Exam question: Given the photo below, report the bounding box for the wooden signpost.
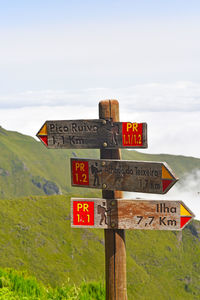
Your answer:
[99,100,126,300]
[71,158,178,194]
[36,119,147,149]
[71,198,195,231]
[37,99,195,300]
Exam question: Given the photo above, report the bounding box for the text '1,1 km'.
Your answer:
[36,120,147,149]
[36,100,197,300]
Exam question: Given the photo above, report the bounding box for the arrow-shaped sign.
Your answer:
[36,120,147,149]
[71,198,195,231]
[180,203,194,228]
[71,158,178,194]
[37,122,48,146]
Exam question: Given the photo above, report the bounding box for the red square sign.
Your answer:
[122,122,143,146]
[73,201,94,226]
[72,160,89,186]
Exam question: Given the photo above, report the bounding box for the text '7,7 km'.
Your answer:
[71,198,195,231]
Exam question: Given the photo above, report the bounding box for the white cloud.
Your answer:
[0,17,200,93]
[0,81,200,111]
[0,106,199,159]
[122,110,200,157]
[0,105,99,138]
[125,169,200,220]
[0,81,199,159]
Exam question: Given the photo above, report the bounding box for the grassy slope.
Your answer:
[122,149,200,178]
[0,194,199,299]
[0,126,99,198]
[0,127,200,199]
[0,268,105,299]
[0,127,200,298]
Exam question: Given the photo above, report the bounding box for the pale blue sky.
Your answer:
[0,1,200,217]
[0,0,200,158]
[0,0,200,92]
[1,0,200,25]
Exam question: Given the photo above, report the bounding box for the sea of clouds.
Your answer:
[125,169,200,220]
[0,81,199,158]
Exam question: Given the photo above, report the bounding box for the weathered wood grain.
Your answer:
[37,119,147,149]
[71,158,178,194]
[99,100,127,300]
[71,198,195,231]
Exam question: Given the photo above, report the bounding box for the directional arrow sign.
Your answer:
[71,158,178,194]
[36,120,147,149]
[71,198,195,231]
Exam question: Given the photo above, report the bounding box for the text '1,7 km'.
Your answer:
[71,158,178,194]
[71,198,195,231]
[36,120,147,149]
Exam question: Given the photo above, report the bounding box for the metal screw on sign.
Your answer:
[71,198,194,230]
[36,116,148,149]
[71,158,178,194]
[37,99,192,300]
[99,100,127,300]
[111,222,116,228]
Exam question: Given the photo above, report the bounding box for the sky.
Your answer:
[0,1,200,217]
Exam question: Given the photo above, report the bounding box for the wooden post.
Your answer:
[99,100,127,300]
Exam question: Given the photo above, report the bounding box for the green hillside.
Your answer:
[122,149,200,178]
[0,267,105,299]
[0,126,200,298]
[0,126,99,198]
[0,194,199,299]
[0,126,200,199]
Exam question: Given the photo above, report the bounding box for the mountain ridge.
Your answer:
[0,126,200,199]
[0,126,200,298]
[0,194,199,299]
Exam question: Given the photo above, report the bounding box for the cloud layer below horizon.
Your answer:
[0,81,200,111]
[0,81,199,159]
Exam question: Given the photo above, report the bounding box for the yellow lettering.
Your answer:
[132,123,138,132]
[126,122,132,132]
[83,204,89,211]
[77,203,83,211]
[75,162,85,172]
[82,174,87,183]
[75,162,80,171]
[80,163,85,172]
